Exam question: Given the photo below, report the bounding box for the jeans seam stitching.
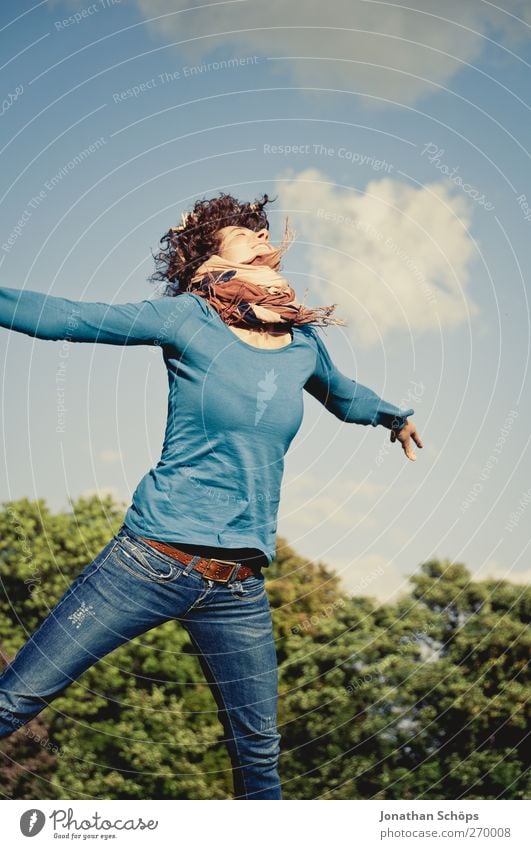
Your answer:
[183,579,213,612]
[120,529,186,571]
[113,550,179,585]
[0,539,122,697]
[229,586,266,603]
[47,540,121,615]
[184,630,248,799]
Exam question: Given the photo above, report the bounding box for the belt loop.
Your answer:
[182,554,201,576]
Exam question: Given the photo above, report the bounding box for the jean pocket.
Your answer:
[228,571,266,603]
[112,536,182,584]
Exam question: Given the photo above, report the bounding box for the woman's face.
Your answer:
[215,225,274,265]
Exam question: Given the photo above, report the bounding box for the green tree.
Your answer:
[276,557,529,799]
[1,497,528,800]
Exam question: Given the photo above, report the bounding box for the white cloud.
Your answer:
[131,0,531,107]
[276,168,479,345]
[331,551,410,602]
[78,485,127,504]
[333,554,531,603]
[278,486,411,603]
[473,558,531,586]
[98,449,121,464]
[279,471,385,532]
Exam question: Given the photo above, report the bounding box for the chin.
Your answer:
[246,254,269,266]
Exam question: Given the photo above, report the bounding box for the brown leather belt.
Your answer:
[139,537,258,583]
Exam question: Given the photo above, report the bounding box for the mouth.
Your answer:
[245,244,274,264]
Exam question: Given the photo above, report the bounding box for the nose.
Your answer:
[256,228,269,242]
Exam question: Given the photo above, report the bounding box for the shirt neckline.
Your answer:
[206,298,296,353]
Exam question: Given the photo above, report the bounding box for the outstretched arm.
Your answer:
[303,326,417,436]
[0,287,192,346]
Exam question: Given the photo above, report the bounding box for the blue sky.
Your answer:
[1,0,530,600]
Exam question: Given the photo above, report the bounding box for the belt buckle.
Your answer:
[203,558,240,583]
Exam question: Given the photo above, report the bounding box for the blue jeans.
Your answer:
[0,523,282,800]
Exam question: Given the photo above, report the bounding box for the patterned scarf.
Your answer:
[188,238,346,329]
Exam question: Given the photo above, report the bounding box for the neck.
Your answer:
[228,323,293,349]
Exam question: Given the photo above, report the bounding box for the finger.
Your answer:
[402,437,417,461]
[412,430,424,448]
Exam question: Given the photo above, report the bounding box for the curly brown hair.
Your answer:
[148,191,279,294]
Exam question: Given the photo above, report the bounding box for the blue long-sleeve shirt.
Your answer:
[0,287,414,565]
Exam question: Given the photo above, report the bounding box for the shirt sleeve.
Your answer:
[0,287,193,346]
[303,327,415,431]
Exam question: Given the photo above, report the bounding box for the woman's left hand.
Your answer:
[390,420,423,461]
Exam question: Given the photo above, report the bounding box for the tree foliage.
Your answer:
[0,496,528,799]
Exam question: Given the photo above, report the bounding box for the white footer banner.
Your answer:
[1,799,528,848]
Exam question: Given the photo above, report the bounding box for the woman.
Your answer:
[0,192,423,799]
